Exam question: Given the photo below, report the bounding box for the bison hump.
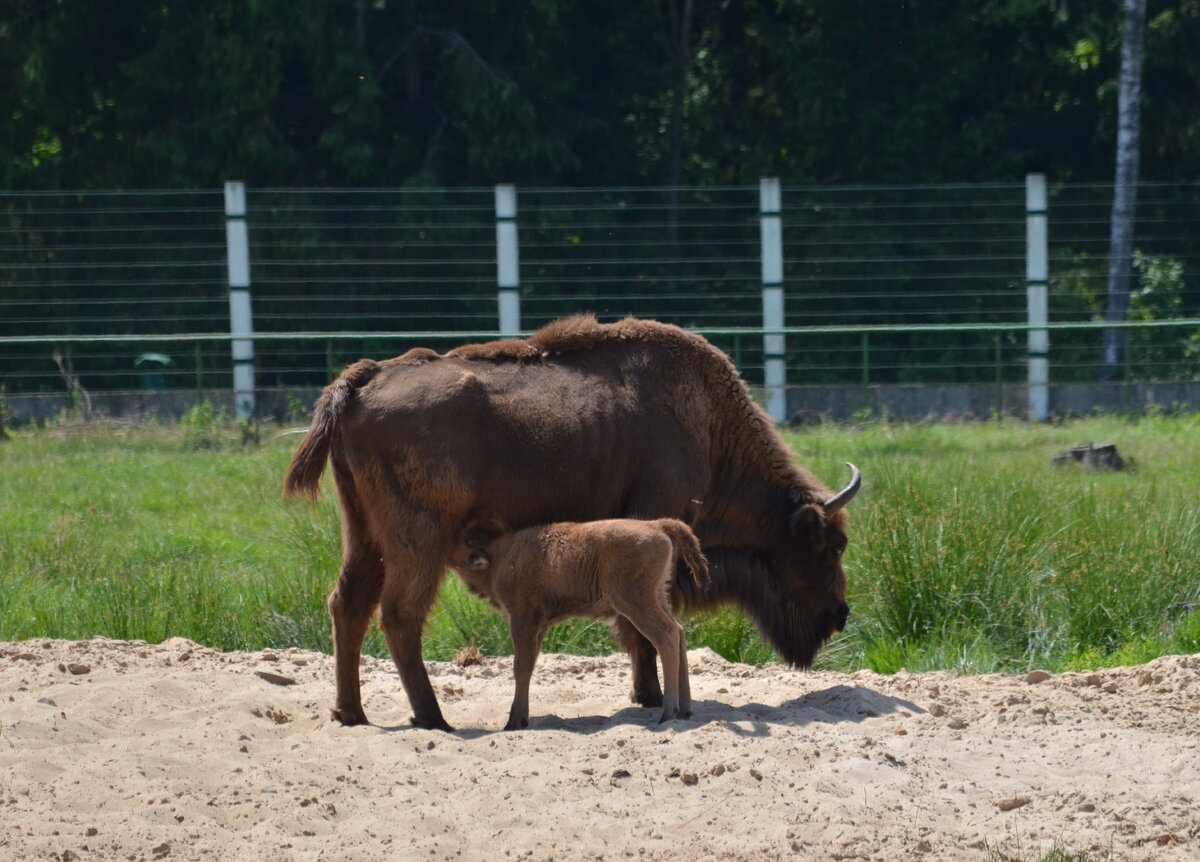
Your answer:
[446,339,542,362]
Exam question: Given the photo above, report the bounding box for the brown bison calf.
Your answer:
[449,518,709,729]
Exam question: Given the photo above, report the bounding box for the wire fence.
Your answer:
[1,181,1198,402]
[1049,182,1200,382]
[780,183,1027,386]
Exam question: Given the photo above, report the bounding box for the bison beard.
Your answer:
[284,315,860,730]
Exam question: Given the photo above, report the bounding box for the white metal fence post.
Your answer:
[759,177,786,423]
[495,184,520,336]
[1025,173,1049,422]
[224,181,255,419]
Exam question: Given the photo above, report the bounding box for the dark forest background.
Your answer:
[2,1,1199,400]
[3,0,1199,190]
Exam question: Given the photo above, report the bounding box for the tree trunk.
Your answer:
[1100,0,1147,383]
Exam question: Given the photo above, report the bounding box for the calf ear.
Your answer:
[472,517,506,538]
[463,517,505,545]
[791,504,828,549]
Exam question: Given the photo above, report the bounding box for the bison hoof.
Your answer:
[503,717,529,731]
[410,714,455,733]
[632,690,664,709]
[330,707,369,726]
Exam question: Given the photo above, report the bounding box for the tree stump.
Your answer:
[1051,442,1131,472]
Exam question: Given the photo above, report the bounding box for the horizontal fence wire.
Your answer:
[781,183,1028,386]
[0,190,227,394]
[1,182,1199,399]
[517,186,761,331]
[245,187,496,389]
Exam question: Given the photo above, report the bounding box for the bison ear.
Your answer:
[478,517,506,536]
[791,504,827,548]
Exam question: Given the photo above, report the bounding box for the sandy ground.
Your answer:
[2,638,1198,862]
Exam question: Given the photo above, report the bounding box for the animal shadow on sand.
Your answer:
[374,684,925,739]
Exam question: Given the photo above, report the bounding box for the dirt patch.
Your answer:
[3,638,1198,861]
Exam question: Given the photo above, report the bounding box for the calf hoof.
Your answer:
[503,716,530,731]
[410,714,455,733]
[330,706,369,726]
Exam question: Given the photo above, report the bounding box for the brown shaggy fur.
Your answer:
[284,315,860,731]
[449,518,709,729]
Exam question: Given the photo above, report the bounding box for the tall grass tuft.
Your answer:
[795,413,1200,672]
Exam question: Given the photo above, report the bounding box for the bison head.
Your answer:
[760,463,860,669]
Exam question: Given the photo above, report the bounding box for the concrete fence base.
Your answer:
[6,381,1200,429]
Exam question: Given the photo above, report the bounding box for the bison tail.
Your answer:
[282,359,381,500]
[659,519,710,590]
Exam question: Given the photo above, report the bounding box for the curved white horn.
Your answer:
[823,463,861,514]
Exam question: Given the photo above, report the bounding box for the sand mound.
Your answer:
[3,638,1198,861]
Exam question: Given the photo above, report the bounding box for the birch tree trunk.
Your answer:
[1100,0,1148,383]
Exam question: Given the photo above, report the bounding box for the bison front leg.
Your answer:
[377,556,454,732]
[614,615,663,708]
[327,544,385,726]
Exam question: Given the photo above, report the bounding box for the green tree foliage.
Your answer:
[2,2,1198,396]
[3,0,1198,190]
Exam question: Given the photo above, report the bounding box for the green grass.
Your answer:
[796,413,1200,673]
[2,412,1199,675]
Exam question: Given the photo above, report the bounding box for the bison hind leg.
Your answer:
[327,542,385,728]
[376,545,457,733]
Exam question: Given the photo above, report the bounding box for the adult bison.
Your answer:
[284,315,860,731]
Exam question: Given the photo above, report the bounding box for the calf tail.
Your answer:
[658,519,710,590]
[282,359,381,500]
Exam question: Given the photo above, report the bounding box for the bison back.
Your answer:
[331,347,713,533]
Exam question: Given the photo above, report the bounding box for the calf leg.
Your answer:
[616,474,706,707]
[613,615,663,708]
[654,623,683,724]
[675,624,692,719]
[505,614,546,731]
[377,552,453,732]
[613,598,686,724]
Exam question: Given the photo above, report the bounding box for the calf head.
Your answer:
[452,518,506,573]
